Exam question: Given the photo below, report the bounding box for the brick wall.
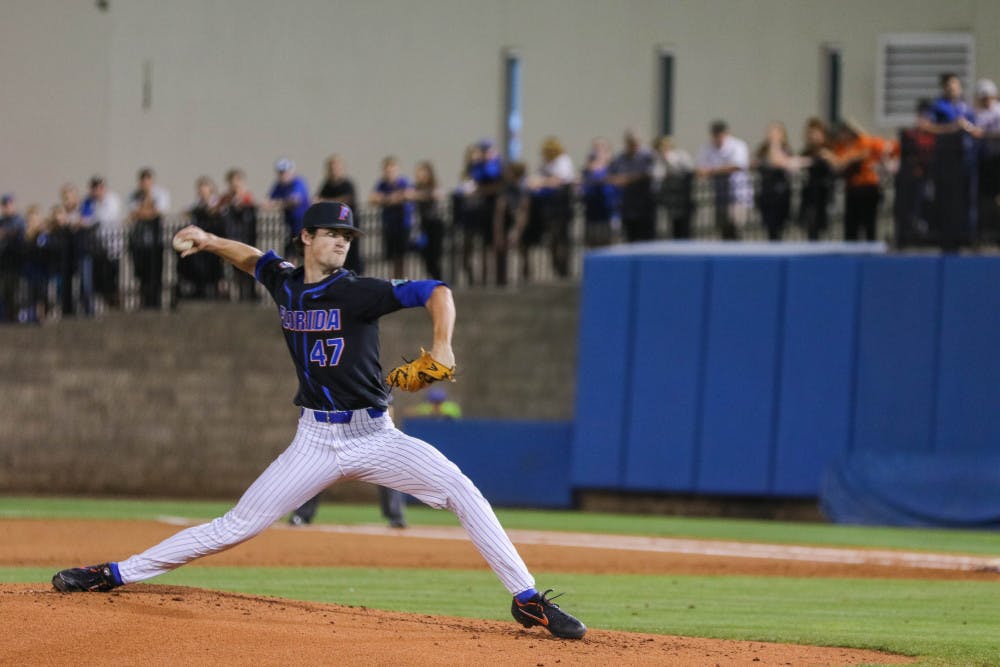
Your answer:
[0,284,578,498]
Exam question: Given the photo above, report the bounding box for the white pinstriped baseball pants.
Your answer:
[117,409,535,595]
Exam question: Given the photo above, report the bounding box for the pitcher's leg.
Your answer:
[118,423,343,583]
[352,427,534,595]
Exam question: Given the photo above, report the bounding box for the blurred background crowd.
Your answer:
[1,71,998,325]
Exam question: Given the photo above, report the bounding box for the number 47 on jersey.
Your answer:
[310,338,344,367]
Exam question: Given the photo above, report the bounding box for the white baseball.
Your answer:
[172,236,194,252]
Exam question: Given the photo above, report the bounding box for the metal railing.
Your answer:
[3,175,903,321]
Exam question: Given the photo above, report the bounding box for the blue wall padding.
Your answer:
[623,258,708,491]
[568,247,1000,516]
[570,255,635,487]
[822,451,1000,528]
[852,257,941,454]
[403,419,573,508]
[696,258,784,494]
[933,257,1000,453]
[771,257,859,495]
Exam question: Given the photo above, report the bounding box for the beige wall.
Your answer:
[1,0,997,214]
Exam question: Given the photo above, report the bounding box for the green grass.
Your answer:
[6,566,999,666]
[6,495,1000,665]
[3,495,1000,556]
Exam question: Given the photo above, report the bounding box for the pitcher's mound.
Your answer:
[1,583,911,666]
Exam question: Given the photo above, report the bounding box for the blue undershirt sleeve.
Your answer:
[392,280,446,308]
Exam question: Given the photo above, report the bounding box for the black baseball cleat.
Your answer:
[51,563,121,593]
[511,589,587,639]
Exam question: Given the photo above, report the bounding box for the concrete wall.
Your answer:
[2,1,999,210]
[0,284,578,497]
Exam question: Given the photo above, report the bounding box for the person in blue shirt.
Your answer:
[368,156,413,279]
[268,158,311,261]
[921,73,978,133]
[467,140,503,285]
[580,138,619,247]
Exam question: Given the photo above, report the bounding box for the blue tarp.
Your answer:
[821,451,1000,528]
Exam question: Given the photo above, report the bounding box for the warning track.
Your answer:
[267,521,1000,573]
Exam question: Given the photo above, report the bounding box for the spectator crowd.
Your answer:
[2,71,999,325]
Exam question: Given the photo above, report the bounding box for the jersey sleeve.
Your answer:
[254,250,296,297]
[392,279,445,307]
[356,278,445,321]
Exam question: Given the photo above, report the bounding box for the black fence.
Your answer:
[120,184,903,313]
[894,130,1000,250]
[2,175,906,322]
[20,138,1000,322]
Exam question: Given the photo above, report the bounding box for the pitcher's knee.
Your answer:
[442,476,491,513]
[210,510,271,545]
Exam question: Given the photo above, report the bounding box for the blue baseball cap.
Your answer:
[275,158,295,173]
[427,387,447,403]
[0,194,13,205]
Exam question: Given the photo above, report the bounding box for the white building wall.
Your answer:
[0,0,996,213]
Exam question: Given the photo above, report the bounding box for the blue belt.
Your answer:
[302,407,385,423]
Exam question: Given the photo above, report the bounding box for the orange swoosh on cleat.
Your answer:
[518,603,549,626]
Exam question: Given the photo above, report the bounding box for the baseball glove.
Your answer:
[386,348,456,392]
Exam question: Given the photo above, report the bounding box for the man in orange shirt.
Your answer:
[830,120,898,241]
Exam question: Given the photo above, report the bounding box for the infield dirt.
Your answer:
[0,518,955,665]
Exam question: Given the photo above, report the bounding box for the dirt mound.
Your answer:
[0,584,912,666]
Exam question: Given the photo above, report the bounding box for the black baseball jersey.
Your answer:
[255,250,443,411]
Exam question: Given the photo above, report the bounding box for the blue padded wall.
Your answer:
[404,419,573,508]
[772,257,859,495]
[933,257,1000,453]
[570,246,1000,503]
[852,257,941,454]
[696,258,783,494]
[623,258,708,491]
[570,255,634,487]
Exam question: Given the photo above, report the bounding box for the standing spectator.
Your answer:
[128,196,163,309]
[829,120,896,242]
[268,158,310,262]
[469,139,503,285]
[177,176,225,301]
[52,184,84,317]
[894,100,940,246]
[753,122,794,241]
[20,205,52,324]
[530,137,575,278]
[128,167,171,213]
[920,72,977,134]
[80,176,123,309]
[127,168,169,309]
[652,136,695,239]
[45,204,73,317]
[696,120,752,240]
[368,156,414,279]
[452,145,479,285]
[218,168,258,301]
[974,80,1000,241]
[411,161,445,281]
[494,161,530,287]
[580,138,618,247]
[797,118,836,241]
[0,195,26,322]
[608,130,656,242]
[316,155,363,274]
[974,78,1000,134]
